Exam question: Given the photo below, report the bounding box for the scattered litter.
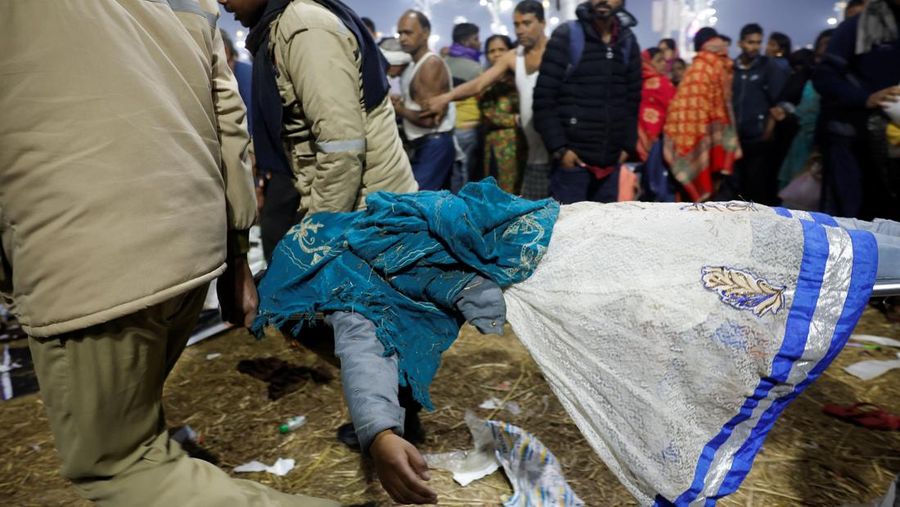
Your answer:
[425,412,500,487]
[850,334,900,349]
[491,419,584,506]
[479,397,522,416]
[233,457,295,476]
[427,412,583,505]
[844,353,900,381]
[479,398,502,410]
[29,443,40,453]
[206,353,222,360]
[847,343,882,351]
[278,416,307,434]
[427,449,499,487]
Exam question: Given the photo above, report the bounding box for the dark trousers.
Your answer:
[865,114,900,221]
[822,133,864,219]
[410,132,455,191]
[550,165,620,204]
[728,139,779,205]
[260,172,301,263]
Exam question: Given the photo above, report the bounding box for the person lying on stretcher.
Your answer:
[255,180,900,506]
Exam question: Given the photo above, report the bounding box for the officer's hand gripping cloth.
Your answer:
[252,179,559,410]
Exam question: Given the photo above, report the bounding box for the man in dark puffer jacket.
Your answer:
[533,0,641,204]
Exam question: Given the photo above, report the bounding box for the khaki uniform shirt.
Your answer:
[0,0,256,337]
[270,0,418,216]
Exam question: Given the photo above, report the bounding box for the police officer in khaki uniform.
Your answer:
[222,0,417,230]
[0,1,338,505]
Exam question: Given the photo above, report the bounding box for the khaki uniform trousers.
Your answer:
[28,285,340,507]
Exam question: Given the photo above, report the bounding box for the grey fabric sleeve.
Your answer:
[326,311,404,453]
[454,276,507,335]
[835,218,900,281]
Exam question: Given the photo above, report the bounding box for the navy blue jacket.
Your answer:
[533,3,642,167]
[732,55,789,142]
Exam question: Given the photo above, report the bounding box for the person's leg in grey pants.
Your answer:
[835,218,900,282]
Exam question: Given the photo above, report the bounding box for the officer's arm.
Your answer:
[211,20,256,253]
[281,27,366,213]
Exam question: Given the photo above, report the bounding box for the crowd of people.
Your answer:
[218,0,899,259]
[1,0,898,506]
[346,0,899,220]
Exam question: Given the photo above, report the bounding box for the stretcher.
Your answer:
[873,281,900,297]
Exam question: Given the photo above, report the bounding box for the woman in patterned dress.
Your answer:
[637,48,677,162]
[478,35,525,194]
[663,29,742,202]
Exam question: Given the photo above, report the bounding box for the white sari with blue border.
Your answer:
[504,201,878,506]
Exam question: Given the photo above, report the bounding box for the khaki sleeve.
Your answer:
[211,25,257,231]
[281,27,366,214]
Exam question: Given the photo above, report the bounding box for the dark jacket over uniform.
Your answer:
[533,2,642,167]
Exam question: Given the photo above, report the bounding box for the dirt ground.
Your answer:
[1,307,898,507]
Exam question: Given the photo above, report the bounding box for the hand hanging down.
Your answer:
[218,256,258,328]
[371,431,438,505]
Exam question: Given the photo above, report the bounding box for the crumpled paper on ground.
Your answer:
[426,412,583,506]
[844,353,900,381]
[233,458,295,477]
[479,397,522,415]
[425,412,499,486]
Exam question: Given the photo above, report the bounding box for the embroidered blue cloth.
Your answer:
[252,179,560,409]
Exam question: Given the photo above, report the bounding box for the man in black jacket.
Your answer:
[725,23,789,205]
[533,0,641,204]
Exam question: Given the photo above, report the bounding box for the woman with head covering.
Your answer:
[663,28,742,202]
[477,34,525,194]
[637,48,677,161]
[658,38,679,78]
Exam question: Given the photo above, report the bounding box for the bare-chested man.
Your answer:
[424,0,550,199]
[394,10,457,191]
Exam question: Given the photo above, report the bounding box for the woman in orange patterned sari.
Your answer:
[663,29,742,202]
[637,48,677,161]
